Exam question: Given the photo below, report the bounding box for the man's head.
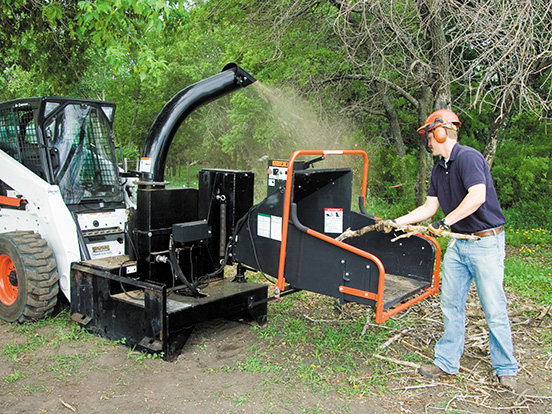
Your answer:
[417,109,461,154]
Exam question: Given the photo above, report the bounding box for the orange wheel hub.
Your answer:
[0,254,18,305]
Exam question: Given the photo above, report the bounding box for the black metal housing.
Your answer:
[73,168,265,360]
[198,169,254,262]
[71,256,267,361]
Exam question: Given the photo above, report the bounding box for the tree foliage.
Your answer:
[0,0,551,223]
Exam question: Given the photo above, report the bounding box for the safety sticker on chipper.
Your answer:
[267,160,288,187]
[257,213,282,241]
[324,208,343,233]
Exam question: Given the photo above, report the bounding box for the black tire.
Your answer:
[0,231,58,323]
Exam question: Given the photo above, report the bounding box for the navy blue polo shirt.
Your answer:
[428,143,505,234]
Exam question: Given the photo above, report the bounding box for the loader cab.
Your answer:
[1,97,126,261]
[41,98,123,209]
[0,97,123,209]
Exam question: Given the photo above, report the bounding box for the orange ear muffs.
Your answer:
[433,126,447,143]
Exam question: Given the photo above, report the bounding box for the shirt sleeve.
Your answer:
[459,150,487,190]
[428,169,438,197]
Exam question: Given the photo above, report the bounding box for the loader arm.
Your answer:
[0,149,80,299]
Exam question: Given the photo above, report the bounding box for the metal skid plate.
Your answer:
[70,256,267,360]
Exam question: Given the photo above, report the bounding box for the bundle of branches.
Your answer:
[336,222,479,243]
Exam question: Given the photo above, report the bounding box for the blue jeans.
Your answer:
[433,231,518,377]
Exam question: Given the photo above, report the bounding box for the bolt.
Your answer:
[8,270,17,287]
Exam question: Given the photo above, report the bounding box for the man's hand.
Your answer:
[427,219,450,237]
[374,219,396,233]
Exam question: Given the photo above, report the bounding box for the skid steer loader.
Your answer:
[0,64,440,359]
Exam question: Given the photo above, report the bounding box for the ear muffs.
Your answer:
[433,126,447,143]
[432,117,447,143]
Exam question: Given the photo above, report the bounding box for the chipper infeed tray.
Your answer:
[233,150,441,323]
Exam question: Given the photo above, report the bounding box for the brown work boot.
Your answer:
[499,376,517,392]
[418,364,445,378]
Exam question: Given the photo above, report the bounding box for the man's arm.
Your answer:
[444,183,486,226]
[395,196,440,225]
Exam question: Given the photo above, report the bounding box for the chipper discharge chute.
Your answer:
[232,150,441,324]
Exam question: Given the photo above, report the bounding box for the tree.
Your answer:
[250,0,552,201]
[447,0,552,167]
[0,0,184,98]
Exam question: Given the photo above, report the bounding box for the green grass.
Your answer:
[1,309,114,389]
[3,369,27,384]
[237,291,393,396]
[504,226,552,305]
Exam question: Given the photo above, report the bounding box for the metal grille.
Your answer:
[79,109,118,186]
[45,103,121,204]
[0,104,44,178]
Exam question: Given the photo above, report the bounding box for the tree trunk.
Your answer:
[484,93,514,168]
[381,92,406,159]
[483,118,501,169]
[380,90,410,198]
[414,88,435,205]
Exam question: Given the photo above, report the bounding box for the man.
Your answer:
[392,109,518,390]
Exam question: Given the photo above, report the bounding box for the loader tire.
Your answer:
[0,231,59,323]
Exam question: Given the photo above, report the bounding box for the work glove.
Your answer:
[427,219,450,237]
[374,219,396,233]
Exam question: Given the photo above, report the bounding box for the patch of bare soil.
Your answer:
[0,288,550,414]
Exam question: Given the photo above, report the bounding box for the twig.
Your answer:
[60,399,76,412]
[478,402,529,410]
[379,330,409,350]
[303,314,344,323]
[401,340,479,377]
[537,302,552,327]
[401,341,432,361]
[425,405,473,413]
[336,223,479,242]
[519,364,533,378]
[393,383,439,391]
[466,381,491,396]
[515,389,529,406]
[372,353,420,369]
[445,395,461,411]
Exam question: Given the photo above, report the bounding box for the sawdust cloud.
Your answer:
[251,81,359,164]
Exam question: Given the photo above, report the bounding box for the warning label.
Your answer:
[257,214,282,241]
[324,208,343,233]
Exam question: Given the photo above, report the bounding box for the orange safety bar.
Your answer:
[374,235,441,323]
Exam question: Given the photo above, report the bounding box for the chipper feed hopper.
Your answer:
[233,150,441,324]
[0,63,440,361]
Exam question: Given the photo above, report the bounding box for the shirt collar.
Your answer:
[439,142,461,168]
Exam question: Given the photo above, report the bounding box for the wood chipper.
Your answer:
[0,63,440,360]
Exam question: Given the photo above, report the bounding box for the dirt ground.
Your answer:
[0,292,551,414]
